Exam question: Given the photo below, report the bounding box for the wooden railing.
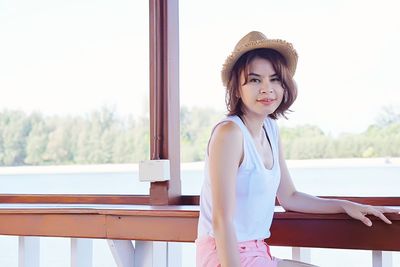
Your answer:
[0,195,399,266]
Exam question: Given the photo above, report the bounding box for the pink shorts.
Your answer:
[196,235,280,267]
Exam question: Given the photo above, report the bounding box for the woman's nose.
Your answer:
[259,85,273,94]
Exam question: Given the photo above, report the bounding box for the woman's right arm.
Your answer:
[209,121,243,267]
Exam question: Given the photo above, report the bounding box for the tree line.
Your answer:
[0,106,399,166]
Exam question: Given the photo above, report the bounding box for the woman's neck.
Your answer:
[240,114,265,139]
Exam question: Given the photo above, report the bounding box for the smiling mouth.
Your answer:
[257,98,276,104]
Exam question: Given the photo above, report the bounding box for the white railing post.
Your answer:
[107,239,134,267]
[71,238,93,267]
[372,250,392,267]
[133,241,181,267]
[292,247,311,263]
[134,241,166,267]
[167,242,182,267]
[18,236,40,267]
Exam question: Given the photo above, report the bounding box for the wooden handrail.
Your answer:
[0,203,399,251]
[1,194,399,252]
[0,194,151,205]
[1,194,400,206]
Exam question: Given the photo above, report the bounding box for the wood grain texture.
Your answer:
[0,204,398,250]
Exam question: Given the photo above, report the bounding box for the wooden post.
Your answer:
[149,0,181,205]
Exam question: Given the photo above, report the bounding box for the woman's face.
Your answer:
[238,57,284,118]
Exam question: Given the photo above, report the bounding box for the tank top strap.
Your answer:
[222,115,259,170]
[221,115,248,133]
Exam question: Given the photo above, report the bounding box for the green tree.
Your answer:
[1,105,399,165]
[130,116,150,162]
[25,113,48,165]
[43,125,72,164]
[180,107,222,162]
[1,110,31,165]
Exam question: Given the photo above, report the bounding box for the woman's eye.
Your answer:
[271,77,281,82]
[249,78,261,83]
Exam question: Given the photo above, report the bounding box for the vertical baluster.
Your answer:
[18,236,40,267]
[134,241,166,267]
[372,251,392,267]
[71,238,93,267]
[133,241,181,267]
[167,242,181,267]
[107,239,134,267]
[292,247,311,263]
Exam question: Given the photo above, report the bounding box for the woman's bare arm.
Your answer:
[276,131,399,226]
[209,121,243,267]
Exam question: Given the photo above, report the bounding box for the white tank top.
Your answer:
[197,115,281,242]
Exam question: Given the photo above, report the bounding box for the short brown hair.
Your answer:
[225,48,297,120]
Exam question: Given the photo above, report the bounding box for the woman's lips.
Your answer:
[257,98,275,105]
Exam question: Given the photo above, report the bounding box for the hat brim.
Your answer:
[221,39,298,87]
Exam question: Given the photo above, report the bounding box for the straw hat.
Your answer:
[221,31,298,86]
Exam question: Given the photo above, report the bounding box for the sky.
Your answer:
[1,0,399,135]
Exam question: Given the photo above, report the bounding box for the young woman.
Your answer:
[196,31,399,267]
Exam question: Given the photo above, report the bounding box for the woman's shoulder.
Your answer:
[213,119,242,140]
[208,116,242,145]
[208,118,243,157]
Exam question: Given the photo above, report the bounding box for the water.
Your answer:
[0,160,399,266]
[1,162,399,196]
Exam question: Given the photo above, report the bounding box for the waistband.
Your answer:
[196,235,273,259]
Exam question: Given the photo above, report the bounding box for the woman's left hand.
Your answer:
[341,201,400,227]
